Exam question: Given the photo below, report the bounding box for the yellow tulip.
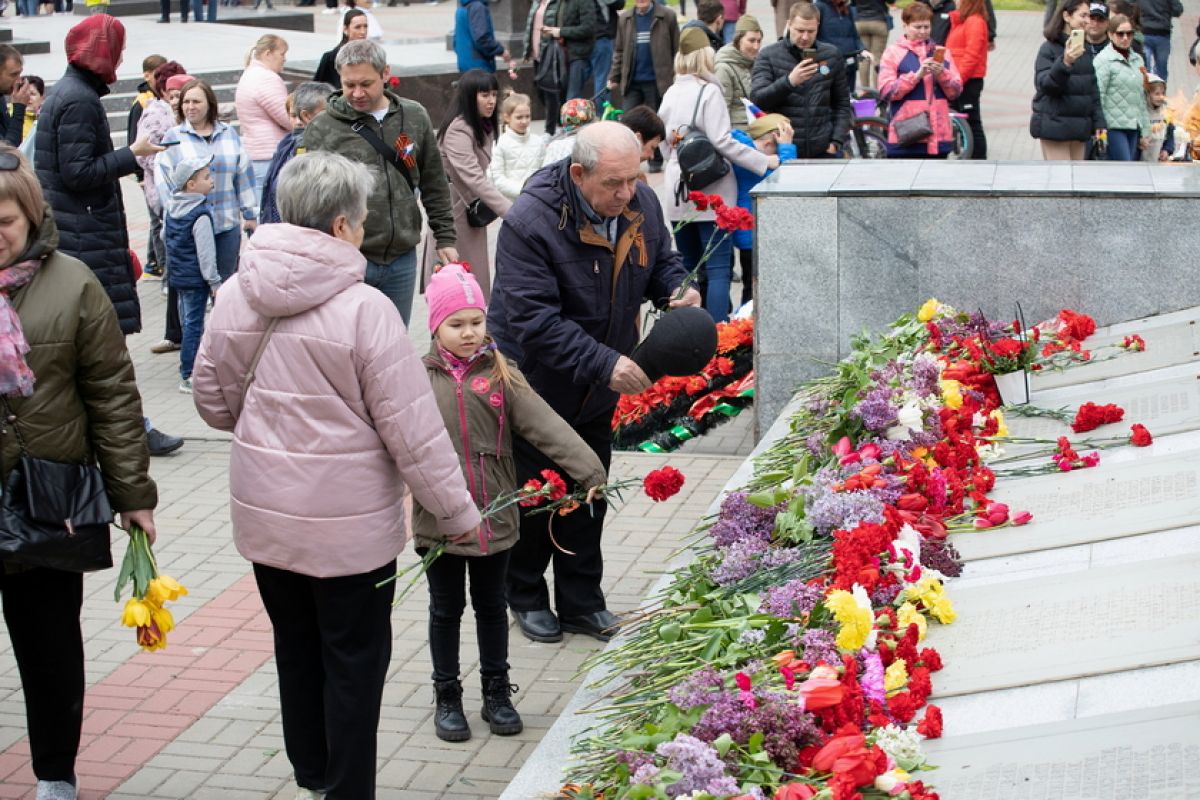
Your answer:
[991,409,1009,438]
[917,298,940,322]
[121,598,152,628]
[940,380,963,410]
[149,604,175,635]
[156,575,188,601]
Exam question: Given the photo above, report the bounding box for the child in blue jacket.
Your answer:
[731,111,795,309]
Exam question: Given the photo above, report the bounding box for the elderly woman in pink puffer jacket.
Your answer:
[192,151,480,800]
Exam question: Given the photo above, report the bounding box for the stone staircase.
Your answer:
[0,25,50,55]
[99,69,243,149]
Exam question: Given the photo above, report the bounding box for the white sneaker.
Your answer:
[178,379,193,394]
[36,782,76,800]
[295,789,325,800]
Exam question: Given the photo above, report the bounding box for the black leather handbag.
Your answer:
[0,399,114,573]
[465,198,498,228]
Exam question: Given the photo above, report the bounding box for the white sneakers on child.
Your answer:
[36,781,76,800]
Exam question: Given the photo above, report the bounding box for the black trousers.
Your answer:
[506,415,613,617]
[623,80,664,166]
[164,285,182,344]
[953,77,987,160]
[738,247,753,307]
[253,561,396,800]
[421,548,510,682]
[0,566,84,783]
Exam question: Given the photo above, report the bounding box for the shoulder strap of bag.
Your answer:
[688,82,709,131]
[351,107,414,192]
[240,317,281,409]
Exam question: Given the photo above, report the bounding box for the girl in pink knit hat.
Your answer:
[412,262,607,744]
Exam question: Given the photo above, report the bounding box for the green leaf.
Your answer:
[747,732,765,753]
[712,733,734,757]
[658,622,681,643]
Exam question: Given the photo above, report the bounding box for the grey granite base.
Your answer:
[752,161,1200,434]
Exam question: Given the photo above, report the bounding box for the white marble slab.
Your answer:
[1029,316,1199,390]
[1000,363,1200,458]
[924,702,1200,798]
[956,449,1200,560]
[1098,304,1200,336]
[925,555,1200,697]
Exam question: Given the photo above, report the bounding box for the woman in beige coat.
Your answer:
[422,69,512,299]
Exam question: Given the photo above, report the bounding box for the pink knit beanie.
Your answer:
[427,263,487,333]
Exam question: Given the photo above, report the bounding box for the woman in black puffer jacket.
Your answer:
[1031,0,1107,160]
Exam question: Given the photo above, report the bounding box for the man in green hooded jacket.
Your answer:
[302,39,457,326]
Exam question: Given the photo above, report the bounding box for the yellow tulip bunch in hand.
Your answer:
[114,524,187,652]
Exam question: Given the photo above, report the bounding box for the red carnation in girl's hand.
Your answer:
[1130,423,1154,447]
[917,704,944,739]
[643,466,685,501]
[687,190,709,210]
[518,479,545,506]
[540,470,568,501]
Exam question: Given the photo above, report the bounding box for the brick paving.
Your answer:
[2,1,1199,795]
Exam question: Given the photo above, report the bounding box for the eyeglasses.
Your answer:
[0,152,19,171]
[1113,29,1134,36]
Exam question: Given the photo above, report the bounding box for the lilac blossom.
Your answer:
[808,490,885,536]
[711,537,769,585]
[708,492,781,549]
[911,354,941,397]
[615,749,655,774]
[759,579,823,619]
[668,669,725,710]
[921,537,964,578]
[805,431,826,457]
[799,628,840,666]
[655,734,733,797]
[870,581,902,606]
[691,689,822,772]
[631,763,660,785]
[853,386,899,432]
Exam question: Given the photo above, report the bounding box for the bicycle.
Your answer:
[847,86,890,159]
[946,111,974,159]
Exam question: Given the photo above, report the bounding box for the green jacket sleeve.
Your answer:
[415,106,458,249]
[76,270,158,512]
[506,368,607,489]
[559,0,596,42]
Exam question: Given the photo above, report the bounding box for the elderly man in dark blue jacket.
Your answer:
[489,121,699,644]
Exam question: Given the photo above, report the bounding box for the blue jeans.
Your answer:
[1142,33,1171,83]
[590,36,614,99]
[1106,128,1140,161]
[674,220,734,323]
[191,0,216,21]
[722,20,736,43]
[18,0,37,15]
[365,248,417,327]
[214,227,242,282]
[566,58,592,101]
[177,287,209,380]
[251,160,271,211]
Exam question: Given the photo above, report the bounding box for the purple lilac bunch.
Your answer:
[921,537,964,578]
[759,579,823,619]
[711,536,769,585]
[654,734,736,797]
[910,353,941,397]
[667,668,726,710]
[935,309,1010,344]
[709,492,782,549]
[691,688,823,773]
[615,748,655,775]
[805,431,826,458]
[799,628,840,666]
[852,384,899,433]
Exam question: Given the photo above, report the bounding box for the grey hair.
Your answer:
[276,151,373,234]
[335,39,388,74]
[571,122,641,170]
[292,81,334,118]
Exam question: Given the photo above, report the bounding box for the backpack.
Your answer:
[674,83,729,203]
[534,39,568,97]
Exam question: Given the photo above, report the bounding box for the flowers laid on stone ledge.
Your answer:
[557,301,1152,800]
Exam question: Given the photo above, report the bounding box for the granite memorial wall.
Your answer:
[750,160,1200,433]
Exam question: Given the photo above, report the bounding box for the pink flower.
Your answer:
[859,443,883,461]
[832,436,854,458]
[1011,510,1033,526]
[973,517,994,530]
[985,502,1009,525]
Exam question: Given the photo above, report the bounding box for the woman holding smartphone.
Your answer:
[877,2,962,158]
[1031,0,1107,160]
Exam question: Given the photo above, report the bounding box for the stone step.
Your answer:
[0,26,52,54]
[75,0,313,30]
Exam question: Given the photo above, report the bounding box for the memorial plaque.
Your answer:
[925,556,1200,696]
[1001,367,1200,459]
[955,450,1200,561]
[924,703,1200,799]
[1030,318,1199,390]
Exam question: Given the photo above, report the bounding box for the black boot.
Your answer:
[480,674,523,735]
[433,679,471,742]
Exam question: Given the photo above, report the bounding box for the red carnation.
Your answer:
[1130,423,1153,447]
[643,466,685,501]
[687,190,708,210]
[917,704,944,739]
[1071,402,1125,433]
[518,479,545,506]
[540,470,568,501]
[919,647,944,671]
